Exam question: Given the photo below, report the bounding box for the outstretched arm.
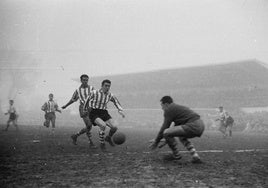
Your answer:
[62,90,78,109]
[110,95,125,118]
[149,117,172,150]
[62,100,75,109]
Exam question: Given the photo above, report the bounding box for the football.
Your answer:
[112,132,126,145]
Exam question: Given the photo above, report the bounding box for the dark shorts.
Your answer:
[181,119,205,138]
[89,109,111,124]
[45,112,56,120]
[9,113,16,121]
[79,104,92,118]
[226,116,234,126]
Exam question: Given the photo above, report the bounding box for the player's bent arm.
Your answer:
[111,95,123,111]
[118,110,125,118]
[155,118,172,144]
[62,99,76,109]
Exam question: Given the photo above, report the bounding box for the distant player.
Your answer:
[41,93,61,133]
[4,100,18,131]
[215,106,234,138]
[62,74,96,148]
[149,96,205,163]
[84,79,125,151]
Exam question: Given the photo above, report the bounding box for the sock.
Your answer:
[86,130,93,143]
[99,131,105,144]
[179,137,200,157]
[179,137,194,150]
[165,137,180,156]
[76,128,87,136]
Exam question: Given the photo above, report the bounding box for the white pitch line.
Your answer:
[158,149,268,154]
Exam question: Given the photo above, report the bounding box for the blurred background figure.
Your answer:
[4,100,18,131]
[41,93,61,134]
[215,106,234,138]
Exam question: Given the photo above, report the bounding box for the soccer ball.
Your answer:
[112,132,126,145]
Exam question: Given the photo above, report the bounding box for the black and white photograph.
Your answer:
[0,0,268,187]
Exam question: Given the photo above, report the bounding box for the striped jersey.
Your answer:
[218,110,228,121]
[84,89,123,111]
[71,85,94,105]
[42,100,59,113]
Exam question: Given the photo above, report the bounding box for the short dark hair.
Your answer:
[160,96,173,104]
[49,93,53,97]
[102,79,111,86]
[80,74,89,81]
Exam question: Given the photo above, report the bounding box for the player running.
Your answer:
[41,93,61,134]
[149,96,205,163]
[61,74,96,148]
[215,106,234,138]
[84,79,125,151]
[4,100,18,131]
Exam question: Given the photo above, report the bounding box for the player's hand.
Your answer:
[149,140,158,150]
[118,110,125,118]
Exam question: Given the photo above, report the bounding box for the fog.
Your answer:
[0,0,268,125]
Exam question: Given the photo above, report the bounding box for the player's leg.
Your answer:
[5,119,11,131]
[105,118,118,146]
[164,122,203,163]
[14,120,18,131]
[51,114,56,134]
[13,114,18,131]
[219,122,227,138]
[70,106,87,144]
[162,127,185,160]
[84,116,96,148]
[179,137,200,163]
[223,125,227,138]
[71,127,86,145]
[227,123,233,137]
[47,115,52,128]
[11,120,17,131]
[71,105,94,145]
[94,118,107,150]
[44,114,49,128]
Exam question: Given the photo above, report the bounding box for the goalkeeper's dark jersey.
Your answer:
[164,103,200,126]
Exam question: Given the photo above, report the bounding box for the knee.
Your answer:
[86,123,92,129]
[179,137,186,142]
[163,129,171,138]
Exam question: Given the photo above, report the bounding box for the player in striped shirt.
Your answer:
[62,74,96,148]
[84,79,125,151]
[215,106,234,138]
[41,93,61,133]
[4,100,18,131]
